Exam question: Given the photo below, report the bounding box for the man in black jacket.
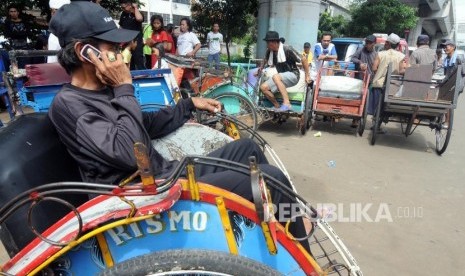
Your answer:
[48,2,309,247]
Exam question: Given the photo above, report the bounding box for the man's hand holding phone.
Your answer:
[83,44,132,87]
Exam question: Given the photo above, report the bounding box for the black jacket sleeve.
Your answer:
[142,98,195,139]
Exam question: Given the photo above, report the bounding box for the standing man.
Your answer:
[370,33,406,116]
[440,39,464,93]
[119,0,144,70]
[176,17,201,57]
[206,22,223,69]
[350,34,377,127]
[313,32,337,72]
[47,0,70,63]
[351,34,377,81]
[259,31,309,112]
[409,34,437,72]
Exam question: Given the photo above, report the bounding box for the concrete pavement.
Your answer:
[258,99,465,275]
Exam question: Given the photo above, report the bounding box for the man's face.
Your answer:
[365,40,375,52]
[267,40,279,51]
[120,2,132,12]
[9,8,19,20]
[443,44,455,56]
[180,20,188,33]
[213,24,219,32]
[321,35,331,48]
[304,47,310,54]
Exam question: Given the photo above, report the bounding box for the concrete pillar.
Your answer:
[256,0,321,59]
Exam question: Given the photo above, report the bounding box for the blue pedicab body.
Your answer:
[0,114,363,276]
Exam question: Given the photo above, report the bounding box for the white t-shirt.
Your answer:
[47,33,61,63]
[177,32,200,55]
[207,31,223,55]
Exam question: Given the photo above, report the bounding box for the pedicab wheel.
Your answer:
[370,93,382,145]
[435,109,453,155]
[213,92,258,138]
[300,86,313,135]
[99,249,281,276]
[357,92,368,136]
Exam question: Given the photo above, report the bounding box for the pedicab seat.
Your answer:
[0,113,86,257]
[318,75,363,100]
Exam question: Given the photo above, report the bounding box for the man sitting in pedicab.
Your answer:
[259,31,310,112]
[47,2,310,251]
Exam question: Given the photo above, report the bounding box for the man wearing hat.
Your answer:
[409,34,437,72]
[350,34,377,127]
[370,33,407,117]
[47,2,308,246]
[259,31,308,112]
[440,39,464,94]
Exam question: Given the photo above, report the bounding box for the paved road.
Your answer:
[257,99,465,275]
[1,99,464,275]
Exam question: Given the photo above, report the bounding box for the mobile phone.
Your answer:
[80,44,101,63]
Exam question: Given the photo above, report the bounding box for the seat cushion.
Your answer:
[319,75,363,100]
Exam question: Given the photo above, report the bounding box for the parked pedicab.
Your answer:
[371,63,461,155]
[309,62,370,136]
[0,108,363,275]
[162,53,258,138]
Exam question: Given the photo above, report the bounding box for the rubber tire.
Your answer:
[212,92,258,138]
[300,86,313,135]
[358,90,368,136]
[370,91,382,145]
[436,109,453,155]
[99,249,281,276]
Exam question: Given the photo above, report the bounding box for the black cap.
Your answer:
[440,39,455,47]
[263,31,280,41]
[304,42,311,48]
[417,34,429,45]
[50,1,139,47]
[365,35,376,43]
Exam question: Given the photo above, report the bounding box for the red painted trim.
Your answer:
[3,183,182,275]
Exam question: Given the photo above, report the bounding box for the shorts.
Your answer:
[264,71,298,93]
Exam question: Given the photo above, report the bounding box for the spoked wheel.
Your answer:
[435,109,453,155]
[357,91,369,136]
[300,86,313,135]
[212,92,258,138]
[370,91,383,145]
[99,249,281,276]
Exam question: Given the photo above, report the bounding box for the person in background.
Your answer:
[206,22,223,69]
[2,4,34,68]
[409,34,437,73]
[350,34,377,127]
[165,23,177,55]
[313,32,337,72]
[440,39,464,94]
[48,0,70,63]
[121,39,137,69]
[176,17,201,57]
[370,33,407,119]
[142,22,153,69]
[145,15,170,68]
[259,31,308,112]
[302,42,313,66]
[436,48,443,68]
[118,0,144,70]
